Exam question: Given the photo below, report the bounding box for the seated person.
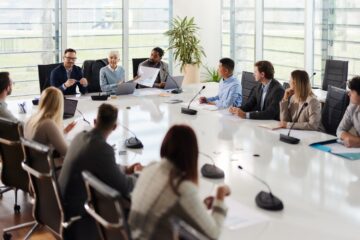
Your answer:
[99,50,125,93]
[137,47,169,88]
[279,70,323,131]
[337,76,360,147]
[129,125,230,240]
[24,87,76,158]
[59,103,142,240]
[199,58,242,108]
[0,72,16,121]
[229,60,284,120]
[50,48,88,95]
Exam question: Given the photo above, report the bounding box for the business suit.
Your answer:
[280,95,324,131]
[50,64,87,95]
[59,129,136,239]
[241,79,284,120]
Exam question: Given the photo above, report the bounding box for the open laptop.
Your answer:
[63,98,78,119]
[114,81,137,95]
[164,75,184,90]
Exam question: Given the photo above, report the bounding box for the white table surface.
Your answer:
[7,82,360,240]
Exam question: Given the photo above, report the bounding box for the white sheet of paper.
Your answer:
[224,198,269,230]
[326,142,360,154]
[258,121,281,130]
[181,101,218,111]
[136,66,160,87]
[133,88,163,96]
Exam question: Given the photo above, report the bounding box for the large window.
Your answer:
[0,0,172,96]
[222,0,360,86]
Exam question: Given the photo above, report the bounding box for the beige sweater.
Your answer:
[24,118,67,156]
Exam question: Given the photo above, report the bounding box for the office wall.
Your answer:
[173,0,222,75]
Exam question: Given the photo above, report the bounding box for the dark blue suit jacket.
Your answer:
[50,64,87,95]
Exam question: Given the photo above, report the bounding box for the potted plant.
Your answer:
[165,16,206,84]
[202,65,221,83]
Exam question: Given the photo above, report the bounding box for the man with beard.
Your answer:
[137,47,169,88]
[0,72,16,121]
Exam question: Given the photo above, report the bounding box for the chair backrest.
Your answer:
[0,117,28,192]
[282,82,290,89]
[241,71,258,106]
[38,63,61,92]
[132,58,148,78]
[170,217,210,240]
[83,58,108,93]
[21,138,64,237]
[322,59,348,91]
[321,85,350,135]
[82,171,129,240]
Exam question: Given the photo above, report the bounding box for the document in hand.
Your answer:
[136,66,160,87]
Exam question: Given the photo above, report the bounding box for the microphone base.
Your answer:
[280,134,300,144]
[181,107,197,115]
[201,164,224,179]
[125,137,143,149]
[171,89,183,94]
[255,191,284,211]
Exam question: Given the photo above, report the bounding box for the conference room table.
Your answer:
[8,82,360,240]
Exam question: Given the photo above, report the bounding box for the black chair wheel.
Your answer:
[3,232,12,240]
[14,205,21,213]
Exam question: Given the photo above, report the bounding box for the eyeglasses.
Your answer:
[64,57,77,61]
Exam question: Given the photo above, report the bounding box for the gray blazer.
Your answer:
[337,103,360,137]
[59,129,137,239]
[280,95,323,131]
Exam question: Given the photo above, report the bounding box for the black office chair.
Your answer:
[282,82,290,89]
[89,58,109,93]
[132,58,148,78]
[322,59,348,91]
[170,217,210,240]
[82,171,129,240]
[321,85,350,136]
[3,138,80,240]
[37,63,61,92]
[241,71,259,107]
[82,59,96,90]
[0,117,28,213]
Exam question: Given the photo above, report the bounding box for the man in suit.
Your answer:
[50,48,88,95]
[229,60,284,120]
[59,103,142,239]
[137,47,169,88]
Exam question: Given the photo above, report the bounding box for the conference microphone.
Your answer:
[118,122,143,149]
[164,69,183,94]
[181,86,206,115]
[238,165,283,211]
[200,152,224,179]
[76,109,90,125]
[280,102,308,144]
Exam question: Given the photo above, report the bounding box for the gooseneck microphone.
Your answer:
[280,102,308,144]
[118,122,143,149]
[164,70,183,94]
[200,152,224,179]
[238,165,283,211]
[181,86,206,115]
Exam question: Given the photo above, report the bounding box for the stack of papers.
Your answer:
[181,102,218,111]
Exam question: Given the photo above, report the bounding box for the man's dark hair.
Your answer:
[219,58,235,72]
[96,104,118,130]
[152,47,164,58]
[348,76,360,95]
[0,72,11,93]
[255,60,275,79]
[64,48,77,55]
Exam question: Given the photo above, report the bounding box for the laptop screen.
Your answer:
[63,98,78,118]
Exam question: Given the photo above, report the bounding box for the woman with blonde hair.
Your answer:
[279,70,323,130]
[24,87,76,157]
[99,50,125,93]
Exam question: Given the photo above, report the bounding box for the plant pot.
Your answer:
[182,64,200,85]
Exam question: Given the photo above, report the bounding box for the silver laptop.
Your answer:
[114,81,137,95]
[164,76,184,90]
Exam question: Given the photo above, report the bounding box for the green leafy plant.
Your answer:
[202,66,221,83]
[165,16,206,71]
